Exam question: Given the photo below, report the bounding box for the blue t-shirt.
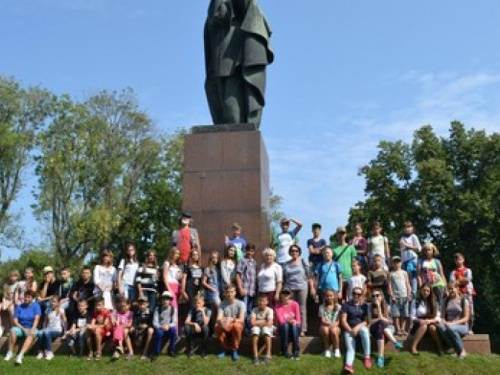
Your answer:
[315,261,343,291]
[228,237,247,262]
[14,302,41,328]
[307,238,327,264]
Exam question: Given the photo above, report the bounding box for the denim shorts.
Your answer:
[390,297,409,318]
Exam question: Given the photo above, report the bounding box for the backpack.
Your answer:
[171,227,198,248]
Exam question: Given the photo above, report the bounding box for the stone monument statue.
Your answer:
[204,0,274,130]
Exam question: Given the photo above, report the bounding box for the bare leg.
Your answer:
[143,328,154,355]
[319,326,330,351]
[410,324,427,354]
[377,339,384,357]
[384,327,398,344]
[20,334,35,355]
[394,318,402,334]
[252,335,258,358]
[8,330,16,351]
[124,329,133,354]
[265,336,272,358]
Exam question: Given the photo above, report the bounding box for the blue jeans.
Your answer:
[278,323,300,357]
[125,285,136,302]
[437,323,468,352]
[239,295,255,333]
[68,330,86,352]
[38,329,63,351]
[344,327,370,366]
[144,290,157,311]
[154,327,178,355]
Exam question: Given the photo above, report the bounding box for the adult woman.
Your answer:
[417,243,446,310]
[136,250,160,311]
[437,282,470,359]
[409,283,444,355]
[4,290,41,364]
[340,286,371,374]
[282,244,313,335]
[181,249,204,307]
[117,243,139,301]
[162,247,183,311]
[257,248,282,308]
[93,249,117,310]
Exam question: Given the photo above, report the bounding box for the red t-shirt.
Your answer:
[92,309,111,336]
[178,227,192,263]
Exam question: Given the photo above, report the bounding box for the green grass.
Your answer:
[2,352,499,375]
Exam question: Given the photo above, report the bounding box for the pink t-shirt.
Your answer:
[275,300,301,326]
[116,311,133,326]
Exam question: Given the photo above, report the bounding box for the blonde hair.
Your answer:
[262,248,276,260]
[422,242,439,257]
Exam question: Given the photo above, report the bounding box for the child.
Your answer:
[184,295,211,358]
[0,269,20,336]
[399,221,421,298]
[250,294,274,365]
[202,250,221,333]
[367,254,390,304]
[58,267,73,312]
[389,256,411,335]
[235,243,258,334]
[349,223,368,273]
[136,249,160,311]
[38,266,60,316]
[345,260,366,302]
[417,243,446,310]
[68,266,96,324]
[181,249,204,307]
[162,247,182,313]
[275,288,301,360]
[273,218,302,266]
[132,296,154,360]
[86,296,111,361]
[225,223,247,262]
[67,299,91,357]
[367,222,390,270]
[117,243,139,302]
[111,298,134,360]
[314,247,343,303]
[221,245,237,293]
[93,250,117,310]
[307,223,327,271]
[16,267,37,306]
[36,295,67,360]
[318,289,341,358]
[449,252,475,332]
[369,289,403,368]
[151,291,178,361]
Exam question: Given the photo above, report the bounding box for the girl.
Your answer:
[181,248,204,307]
[417,243,446,310]
[318,289,341,358]
[117,243,139,301]
[93,249,117,310]
[409,283,444,355]
[349,223,368,273]
[136,250,161,311]
[220,244,237,292]
[162,247,183,310]
[257,248,283,309]
[369,289,403,368]
[36,295,67,360]
[275,288,301,360]
[87,296,111,361]
[367,222,390,270]
[111,298,134,360]
[437,282,470,359]
[345,260,367,302]
[202,250,221,333]
[15,267,38,306]
[1,269,20,336]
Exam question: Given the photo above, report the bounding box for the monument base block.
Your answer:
[182,127,270,258]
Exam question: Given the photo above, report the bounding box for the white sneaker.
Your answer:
[324,349,332,358]
[15,354,23,365]
[334,349,341,358]
[4,351,13,361]
[46,351,54,360]
[36,351,45,360]
[0,325,4,337]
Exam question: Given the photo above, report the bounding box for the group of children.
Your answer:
[0,218,475,370]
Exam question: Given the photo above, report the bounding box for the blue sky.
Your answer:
[1,1,500,259]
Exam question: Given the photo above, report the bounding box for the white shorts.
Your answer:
[251,326,273,337]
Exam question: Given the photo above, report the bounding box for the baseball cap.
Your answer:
[336,226,347,234]
[43,266,54,274]
[161,291,174,299]
[137,296,148,302]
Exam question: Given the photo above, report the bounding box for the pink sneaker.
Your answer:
[363,356,372,369]
[344,364,354,373]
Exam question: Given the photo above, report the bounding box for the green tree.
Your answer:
[349,121,500,349]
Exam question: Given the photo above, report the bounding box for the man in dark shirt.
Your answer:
[67,266,96,325]
[38,266,61,316]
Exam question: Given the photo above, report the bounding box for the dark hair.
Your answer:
[82,266,92,272]
[289,244,302,256]
[417,284,437,318]
[312,223,322,230]
[25,290,36,298]
[94,296,105,304]
[245,243,256,251]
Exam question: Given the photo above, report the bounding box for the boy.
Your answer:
[215,284,246,361]
[313,247,343,302]
[184,295,211,358]
[58,267,73,312]
[250,294,274,364]
[388,256,411,335]
[307,223,327,271]
[151,291,178,361]
[273,218,302,265]
[449,253,475,332]
[38,266,60,316]
[68,266,96,324]
[67,299,90,357]
[367,254,390,303]
[132,296,154,360]
[225,223,247,262]
[86,296,111,360]
[235,243,257,333]
[399,221,421,298]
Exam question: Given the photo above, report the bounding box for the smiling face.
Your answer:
[289,245,300,259]
[323,248,333,261]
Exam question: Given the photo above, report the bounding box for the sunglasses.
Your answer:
[352,292,362,296]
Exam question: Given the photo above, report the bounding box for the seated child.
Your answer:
[86,296,111,361]
[36,295,67,360]
[319,289,341,358]
[111,298,134,360]
[275,288,301,360]
[132,295,154,360]
[184,295,211,358]
[151,291,178,361]
[67,299,91,357]
[250,294,274,365]
[0,269,19,336]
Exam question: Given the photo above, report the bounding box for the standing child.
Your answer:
[151,291,178,361]
[181,249,204,307]
[250,294,274,365]
[202,250,221,333]
[313,247,343,304]
[67,299,91,357]
[307,223,327,272]
[399,221,421,298]
[1,270,20,336]
[225,223,247,262]
[68,266,96,324]
[132,296,154,360]
[318,289,341,358]
[184,295,211,358]
[389,256,412,335]
[117,243,139,302]
[349,223,368,273]
[367,254,390,304]
[275,288,301,360]
[235,243,258,334]
[449,253,475,333]
[93,250,117,310]
[136,250,160,311]
[111,298,134,360]
[58,267,73,312]
[86,296,111,361]
[36,295,67,360]
[220,245,237,293]
[16,267,38,306]
[367,222,390,270]
[417,243,446,310]
[162,247,183,313]
[345,260,367,302]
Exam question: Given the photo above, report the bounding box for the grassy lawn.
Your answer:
[1,352,499,375]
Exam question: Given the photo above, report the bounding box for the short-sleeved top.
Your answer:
[419,259,445,287]
[319,304,341,324]
[14,302,41,328]
[276,231,296,264]
[40,279,61,299]
[307,238,327,265]
[92,309,110,326]
[449,267,474,295]
[349,237,367,255]
[444,298,469,322]
[93,265,117,292]
[188,307,212,326]
[136,264,160,292]
[400,234,421,263]
[333,244,357,279]
[346,274,367,301]
[368,235,388,258]
[70,279,95,302]
[236,258,257,297]
[134,308,153,327]
[218,299,246,319]
[227,237,247,262]
[46,307,65,331]
[72,310,91,329]
[315,261,342,291]
[175,227,196,263]
[58,279,73,299]
[368,269,389,290]
[118,259,139,287]
[184,265,204,289]
[257,263,283,293]
[116,310,134,326]
[341,301,369,327]
[251,306,274,322]
[282,260,309,291]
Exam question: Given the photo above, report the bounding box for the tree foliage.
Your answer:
[349,121,500,348]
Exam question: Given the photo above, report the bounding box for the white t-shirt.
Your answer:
[163,261,182,285]
[118,259,139,287]
[257,263,283,293]
[93,265,117,291]
[346,274,367,301]
[369,235,387,259]
[47,307,65,332]
[276,232,295,264]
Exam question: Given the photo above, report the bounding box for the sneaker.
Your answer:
[45,351,54,361]
[324,349,332,358]
[0,326,4,337]
[4,351,13,361]
[282,352,291,359]
[292,356,300,360]
[334,349,341,358]
[95,352,102,361]
[252,357,260,365]
[231,350,240,361]
[140,354,149,360]
[116,346,124,354]
[168,351,177,358]
[125,353,134,360]
[15,354,23,365]
[363,356,372,369]
[394,341,404,350]
[36,351,45,360]
[376,356,385,368]
[112,351,120,361]
[344,364,354,374]
[261,357,271,365]
[87,351,93,361]
[217,351,226,359]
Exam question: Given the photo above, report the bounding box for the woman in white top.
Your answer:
[220,244,237,292]
[162,247,183,310]
[257,248,282,308]
[93,249,117,310]
[117,243,139,301]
